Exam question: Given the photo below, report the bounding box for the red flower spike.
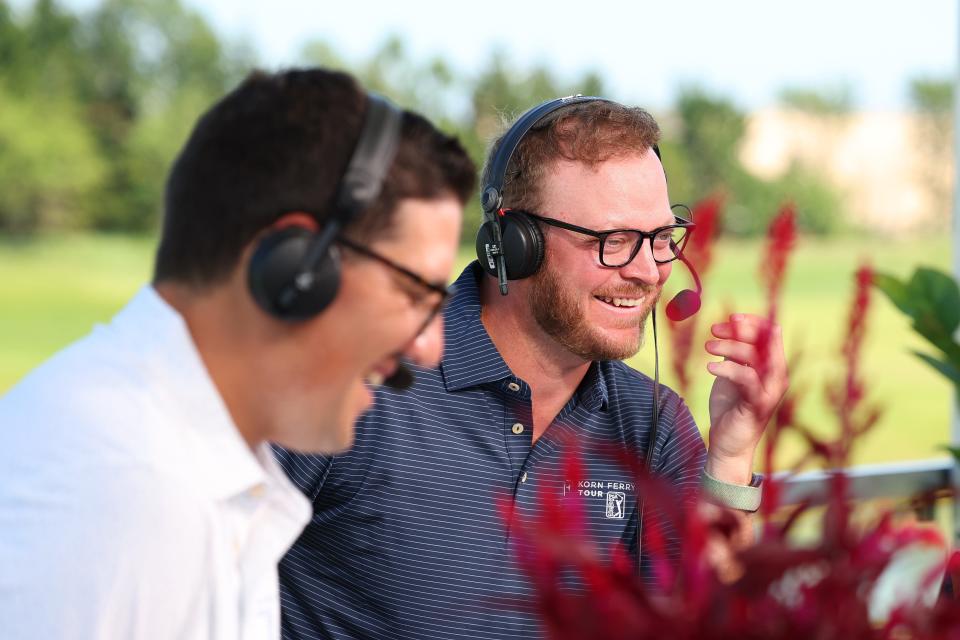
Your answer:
[824,264,881,467]
[755,203,797,379]
[685,196,723,272]
[760,202,798,310]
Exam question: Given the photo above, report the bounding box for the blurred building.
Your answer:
[741,109,954,232]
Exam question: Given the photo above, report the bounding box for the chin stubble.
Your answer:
[528,264,659,361]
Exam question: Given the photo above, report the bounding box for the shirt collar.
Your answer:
[440,262,611,411]
[112,287,309,506]
[580,360,610,412]
[440,263,512,391]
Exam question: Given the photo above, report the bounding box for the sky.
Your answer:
[36,0,960,110]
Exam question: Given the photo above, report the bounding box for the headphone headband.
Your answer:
[333,94,403,224]
[293,93,403,290]
[480,95,610,214]
[249,91,404,320]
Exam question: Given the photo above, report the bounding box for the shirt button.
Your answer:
[507,382,520,392]
[521,472,528,483]
[249,484,266,498]
[511,423,524,435]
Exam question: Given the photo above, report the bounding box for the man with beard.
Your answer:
[275,97,788,639]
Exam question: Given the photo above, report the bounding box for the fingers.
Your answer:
[707,313,789,399]
[706,359,764,403]
[710,313,779,344]
[710,314,785,370]
[705,339,757,366]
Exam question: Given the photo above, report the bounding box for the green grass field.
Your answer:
[1,232,954,468]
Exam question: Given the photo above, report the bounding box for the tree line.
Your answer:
[0,0,951,240]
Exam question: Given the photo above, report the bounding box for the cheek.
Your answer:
[348,295,407,350]
[325,270,394,346]
[342,277,421,354]
[546,241,603,287]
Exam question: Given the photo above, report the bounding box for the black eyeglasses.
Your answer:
[338,237,451,334]
[514,204,695,267]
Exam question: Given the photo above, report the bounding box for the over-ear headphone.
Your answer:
[475,95,663,296]
[247,93,403,321]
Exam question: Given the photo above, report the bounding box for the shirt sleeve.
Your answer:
[272,445,334,501]
[0,465,214,639]
[655,393,707,496]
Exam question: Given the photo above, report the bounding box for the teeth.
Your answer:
[599,296,642,308]
[366,371,385,387]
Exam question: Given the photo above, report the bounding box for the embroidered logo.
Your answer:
[605,491,626,519]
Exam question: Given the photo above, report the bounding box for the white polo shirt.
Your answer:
[0,287,312,639]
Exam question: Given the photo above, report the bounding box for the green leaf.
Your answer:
[913,351,960,387]
[912,319,960,368]
[907,267,960,334]
[879,267,960,387]
[872,272,916,318]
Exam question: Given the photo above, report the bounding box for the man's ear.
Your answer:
[245,213,320,258]
[270,212,320,233]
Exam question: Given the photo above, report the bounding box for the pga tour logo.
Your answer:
[605,491,626,519]
[564,480,633,519]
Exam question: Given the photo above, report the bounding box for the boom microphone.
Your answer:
[664,251,702,321]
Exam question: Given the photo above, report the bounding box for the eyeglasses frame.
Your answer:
[503,204,696,267]
[337,237,452,335]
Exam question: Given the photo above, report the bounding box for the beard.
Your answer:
[528,259,660,361]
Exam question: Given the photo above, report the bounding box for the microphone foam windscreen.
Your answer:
[665,289,701,322]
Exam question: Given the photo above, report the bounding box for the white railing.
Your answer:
[778,458,957,537]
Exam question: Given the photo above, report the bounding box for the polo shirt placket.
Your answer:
[501,377,533,492]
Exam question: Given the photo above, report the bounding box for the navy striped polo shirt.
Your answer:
[275,262,707,640]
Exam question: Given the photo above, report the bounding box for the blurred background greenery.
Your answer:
[0,0,955,468]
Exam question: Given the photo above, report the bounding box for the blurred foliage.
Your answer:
[778,83,854,116]
[0,84,106,230]
[666,87,842,236]
[301,35,608,241]
[0,0,251,232]
[911,77,953,116]
[0,0,903,241]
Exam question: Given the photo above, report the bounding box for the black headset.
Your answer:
[475,95,661,296]
[247,93,403,321]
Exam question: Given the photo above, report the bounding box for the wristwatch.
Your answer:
[701,470,763,512]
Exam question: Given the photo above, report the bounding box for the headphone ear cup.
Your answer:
[500,211,545,280]
[475,220,501,277]
[248,227,341,321]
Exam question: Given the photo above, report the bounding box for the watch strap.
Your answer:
[701,470,763,512]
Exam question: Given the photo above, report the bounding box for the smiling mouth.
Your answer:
[596,296,645,308]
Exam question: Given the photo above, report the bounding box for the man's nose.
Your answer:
[402,314,444,368]
[618,239,661,283]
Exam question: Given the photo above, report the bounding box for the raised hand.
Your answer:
[703,313,789,484]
